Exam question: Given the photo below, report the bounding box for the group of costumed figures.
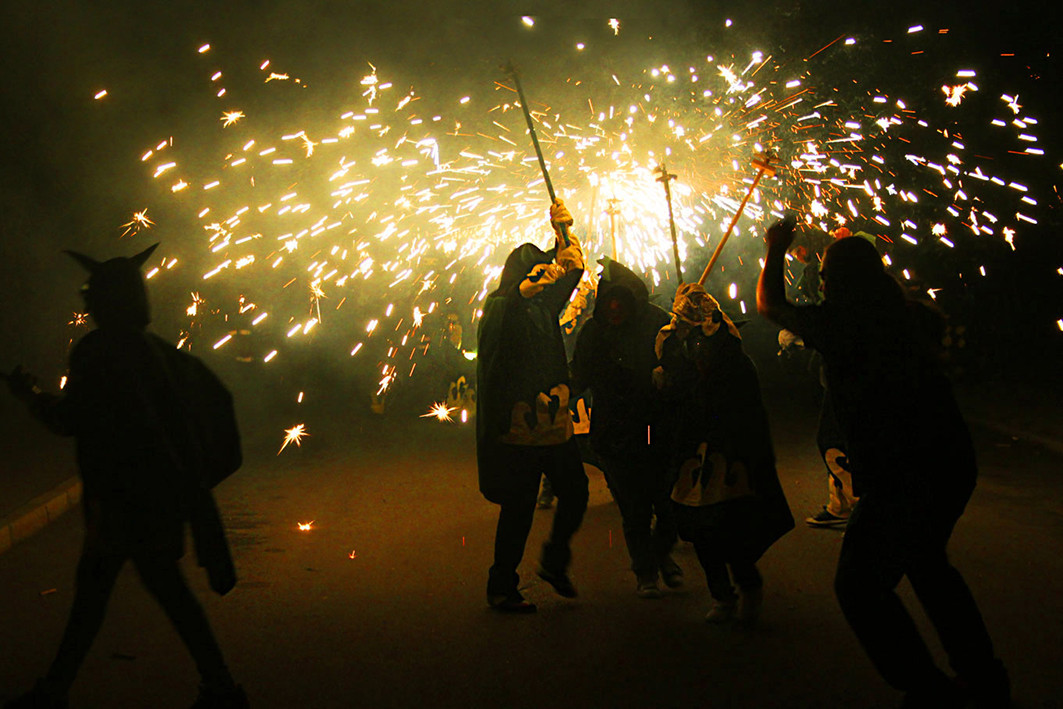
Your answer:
[1,199,1008,709]
[475,199,794,620]
[475,200,1010,709]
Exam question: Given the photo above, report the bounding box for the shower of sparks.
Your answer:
[279,423,309,454]
[297,521,314,531]
[608,18,621,35]
[422,402,456,422]
[95,16,1051,431]
[120,209,155,238]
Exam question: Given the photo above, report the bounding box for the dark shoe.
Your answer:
[4,680,68,709]
[805,507,848,527]
[487,593,537,614]
[537,567,578,598]
[955,659,1010,709]
[191,683,250,709]
[636,576,663,599]
[899,674,966,709]
[660,560,684,589]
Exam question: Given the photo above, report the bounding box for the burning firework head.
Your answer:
[65,243,159,331]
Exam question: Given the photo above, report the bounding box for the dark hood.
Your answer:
[495,242,555,295]
[592,257,649,317]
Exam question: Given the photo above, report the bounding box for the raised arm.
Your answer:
[756,219,798,326]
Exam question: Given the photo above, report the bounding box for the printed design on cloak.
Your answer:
[671,442,754,507]
[570,396,591,436]
[446,375,476,414]
[502,383,573,446]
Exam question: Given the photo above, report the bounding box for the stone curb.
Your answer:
[0,477,81,556]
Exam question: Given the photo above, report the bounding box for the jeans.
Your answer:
[487,439,589,596]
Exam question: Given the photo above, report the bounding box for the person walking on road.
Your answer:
[655,282,793,624]
[4,244,248,709]
[757,221,1009,708]
[476,200,589,613]
[570,257,682,599]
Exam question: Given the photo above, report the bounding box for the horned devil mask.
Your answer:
[65,243,159,330]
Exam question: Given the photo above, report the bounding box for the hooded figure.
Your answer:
[656,282,793,623]
[757,225,1007,705]
[5,244,248,709]
[474,200,590,613]
[569,258,683,597]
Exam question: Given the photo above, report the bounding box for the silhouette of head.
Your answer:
[497,243,554,294]
[65,243,158,330]
[819,236,891,304]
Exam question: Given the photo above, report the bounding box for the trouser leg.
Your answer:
[600,454,655,578]
[729,558,762,592]
[690,537,736,602]
[44,550,125,692]
[132,554,232,688]
[906,534,997,679]
[488,486,538,596]
[541,440,589,574]
[834,498,945,691]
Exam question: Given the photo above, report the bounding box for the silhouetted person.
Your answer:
[570,258,681,598]
[758,223,1009,708]
[476,200,589,613]
[5,244,248,709]
[656,283,793,623]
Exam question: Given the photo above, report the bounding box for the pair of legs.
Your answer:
[42,544,234,696]
[834,489,1004,699]
[598,450,679,587]
[487,439,589,599]
[686,526,763,623]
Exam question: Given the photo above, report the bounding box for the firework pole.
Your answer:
[654,163,683,283]
[503,61,570,246]
[606,197,620,260]
[699,152,778,285]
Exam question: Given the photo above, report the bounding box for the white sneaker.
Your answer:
[704,599,737,623]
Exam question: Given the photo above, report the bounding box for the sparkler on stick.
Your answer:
[502,61,570,246]
[698,152,778,286]
[605,198,620,260]
[654,163,683,283]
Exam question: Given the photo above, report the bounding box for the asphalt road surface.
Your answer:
[2,387,1061,708]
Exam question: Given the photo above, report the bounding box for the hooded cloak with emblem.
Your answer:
[656,284,794,561]
[476,241,584,503]
[569,258,672,459]
[17,244,239,593]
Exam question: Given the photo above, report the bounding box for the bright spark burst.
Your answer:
[120,209,155,238]
[421,402,456,422]
[608,18,621,35]
[221,110,245,126]
[278,423,309,454]
[297,520,314,531]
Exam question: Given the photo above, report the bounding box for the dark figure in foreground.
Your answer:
[5,245,248,709]
[757,223,1009,708]
[476,200,590,613]
[570,258,681,599]
[656,283,793,623]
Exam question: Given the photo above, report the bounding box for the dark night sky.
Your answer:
[1,1,1059,387]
